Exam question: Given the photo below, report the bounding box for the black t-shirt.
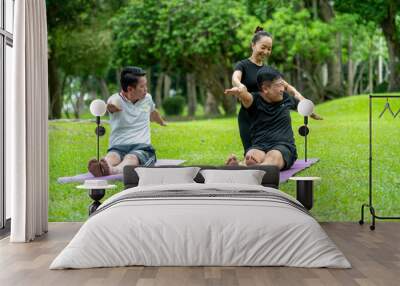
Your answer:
[234,59,265,93]
[245,92,299,151]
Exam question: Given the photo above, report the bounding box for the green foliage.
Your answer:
[110,0,254,72]
[333,13,383,64]
[162,96,186,116]
[374,81,389,93]
[109,0,162,67]
[49,95,400,222]
[55,27,112,77]
[334,0,391,24]
[243,0,303,22]
[46,0,96,32]
[263,7,333,67]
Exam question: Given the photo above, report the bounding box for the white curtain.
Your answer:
[8,0,49,242]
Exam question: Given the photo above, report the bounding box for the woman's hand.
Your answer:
[224,87,242,97]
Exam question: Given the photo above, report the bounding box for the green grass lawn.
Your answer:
[49,94,400,222]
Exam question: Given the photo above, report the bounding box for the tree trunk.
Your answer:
[318,0,344,97]
[354,63,366,94]
[221,96,236,115]
[378,37,384,84]
[368,54,374,93]
[186,73,197,117]
[380,1,400,91]
[204,91,220,116]
[347,35,353,96]
[73,80,86,119]
[146,68,152,95]
[302,63,325,101]
[221,71,236,115]
[295,55,304,91]
[48,55,62,119]
[325,32,343,96]
[99,78,109,100]
[311,0,318,20]
[163,74,171,98]
[155,73,164,108]
[198,84,206,106]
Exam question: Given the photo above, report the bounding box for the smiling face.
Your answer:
[251,36,273,63]
[125,76,148,102]
[261,77,285,103]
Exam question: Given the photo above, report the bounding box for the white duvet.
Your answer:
[50,183,351,269]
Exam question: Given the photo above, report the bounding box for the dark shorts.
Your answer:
[248,144,297,170]
[107,143,157,166]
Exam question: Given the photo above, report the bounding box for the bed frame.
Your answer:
[123,165,280,189]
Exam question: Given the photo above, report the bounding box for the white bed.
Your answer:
[50,183,351,269]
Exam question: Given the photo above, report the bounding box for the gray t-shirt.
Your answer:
[108,93,155,147]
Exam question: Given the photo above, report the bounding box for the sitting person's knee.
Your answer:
[105,152,121,165]
[124,154,140,165]
[265,150,285,169]
[267,150,282,161]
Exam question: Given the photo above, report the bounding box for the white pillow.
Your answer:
[200,169,266,185]
[136,167,200,186]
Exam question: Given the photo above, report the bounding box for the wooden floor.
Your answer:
[0,222,399,286]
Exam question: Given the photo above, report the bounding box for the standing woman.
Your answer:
[231,27,321,158]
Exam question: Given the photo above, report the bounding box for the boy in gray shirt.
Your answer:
[88,66,166,176]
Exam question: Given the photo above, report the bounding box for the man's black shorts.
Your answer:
[248,144,297,170]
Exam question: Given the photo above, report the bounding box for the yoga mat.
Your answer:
[279,158,319,183]
[58,159,186,184]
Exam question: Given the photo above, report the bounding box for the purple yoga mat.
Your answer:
[57,159,186,184]
[279,158,319,183]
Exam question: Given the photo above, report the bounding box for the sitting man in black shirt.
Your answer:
[224,66,303,170]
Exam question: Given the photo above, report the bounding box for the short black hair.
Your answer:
[121,66,146,77]
[120,66,146,92]
[256,66,283,90]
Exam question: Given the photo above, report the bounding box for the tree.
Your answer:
[111,0,255,115]
[334,0,400,91]
[317,0,345,97]
[154,0,249,115]
[262,7,334,101]
[46,0,97,118]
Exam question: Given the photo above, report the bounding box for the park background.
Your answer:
[47,0,400,222]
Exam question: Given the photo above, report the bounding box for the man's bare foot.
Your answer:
[245,154,259,165]
[225,154,240,166]
[88,158,103,177]
[99,158,111,176]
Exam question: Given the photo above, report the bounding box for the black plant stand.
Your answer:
[359,94,400,230]
[289,177,321,210]
[77,184,115,216]
[88,189,105,215]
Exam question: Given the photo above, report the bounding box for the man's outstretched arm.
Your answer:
[150,109,167,126]
[224,87,253,108]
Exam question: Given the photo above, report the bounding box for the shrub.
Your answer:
[374,81,389,93]
[162,96,185,116]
